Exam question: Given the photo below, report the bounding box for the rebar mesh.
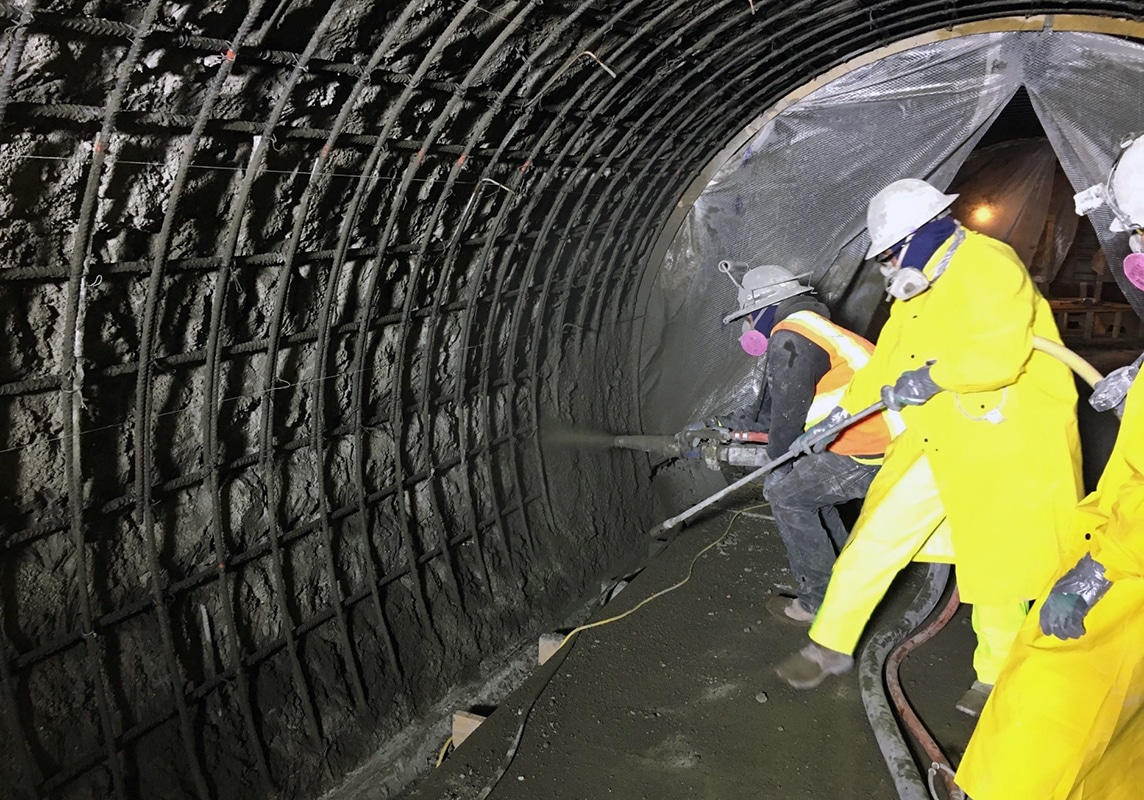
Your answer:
[0,2,1142,799]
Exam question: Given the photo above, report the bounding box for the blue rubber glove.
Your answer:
[791,406,848,455]
[1039,553,1112,640]
[1039,593,1091,640]
[881,362,942,412]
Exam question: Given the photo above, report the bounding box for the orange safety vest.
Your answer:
[772,311,899,461]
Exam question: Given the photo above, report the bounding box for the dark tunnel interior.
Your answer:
[1,2,1143,799]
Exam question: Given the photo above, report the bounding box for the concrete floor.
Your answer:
[400,486,981,800]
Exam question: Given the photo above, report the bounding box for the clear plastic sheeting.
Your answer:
[1023,32,1144,316]
[640,33,1022,435]
[640,30,1144,438]
[946,139,1077,288]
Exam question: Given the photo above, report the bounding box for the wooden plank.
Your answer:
[538,633,565,665]
[452,710,487,748]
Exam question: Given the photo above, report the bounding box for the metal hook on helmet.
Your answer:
[718,259,748,291]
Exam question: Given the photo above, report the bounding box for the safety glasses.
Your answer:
[874,236,910,266]
[746,305,778,333]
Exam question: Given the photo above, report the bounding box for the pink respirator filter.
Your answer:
[740,330,769,356]
[1124,253,1144,291]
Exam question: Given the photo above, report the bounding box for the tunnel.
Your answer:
[1,2,1142,799]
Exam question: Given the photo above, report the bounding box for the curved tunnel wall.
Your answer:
[0,2,1140,799]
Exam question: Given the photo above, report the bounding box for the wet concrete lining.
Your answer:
[400,487,980,800]
[0,4,1136,799]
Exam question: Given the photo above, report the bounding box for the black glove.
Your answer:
[685,416,725,431]
[881,362,942,412]
[1039,553,1112,640]
[791,406,848,455]
[678,416,730,451]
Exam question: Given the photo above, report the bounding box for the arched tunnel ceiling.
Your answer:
[1,2,1142,799]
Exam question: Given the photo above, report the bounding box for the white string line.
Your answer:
[1,360,385,456]
[9,151,543,185]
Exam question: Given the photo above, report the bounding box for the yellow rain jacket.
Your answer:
[956,373,1144,799]
[838,228,1082,604]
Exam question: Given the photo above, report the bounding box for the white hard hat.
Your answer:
[720,261,813,324]
[1107,134,1144,231]
[865,178,959,258]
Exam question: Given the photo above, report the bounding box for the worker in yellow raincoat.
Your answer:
[775,178,1083,717]
[956,132,1144,799]
[956,354,1144,799]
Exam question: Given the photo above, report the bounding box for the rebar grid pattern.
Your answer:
[0,1,1140,799]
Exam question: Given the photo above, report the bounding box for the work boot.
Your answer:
[765,595,816,627]
[955,680,993,718]
[775,642,854,689]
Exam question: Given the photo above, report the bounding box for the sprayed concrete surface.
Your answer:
[398,485,981,799]
[3,3,1138,796]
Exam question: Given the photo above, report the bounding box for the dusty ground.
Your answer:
[398,485,981,800]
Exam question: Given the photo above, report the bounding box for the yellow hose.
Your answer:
[435,736,453,767]
[1033,335,1104,389]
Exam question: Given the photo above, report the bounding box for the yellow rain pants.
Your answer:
[808,443,1027,683]
[956,376,1144,800]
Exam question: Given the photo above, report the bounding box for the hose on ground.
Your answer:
[858,562,951,800]
[860,339,1099,799]
[886,582,966,800]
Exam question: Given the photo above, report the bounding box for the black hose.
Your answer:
[857,562,951,800]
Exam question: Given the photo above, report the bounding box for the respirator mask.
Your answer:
[1073,133,1144,291]
[876,224,966,301]
[884,267,933,301]
[739,305,777,356]
[876,236,932,301]
[1124,229,1144,291]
